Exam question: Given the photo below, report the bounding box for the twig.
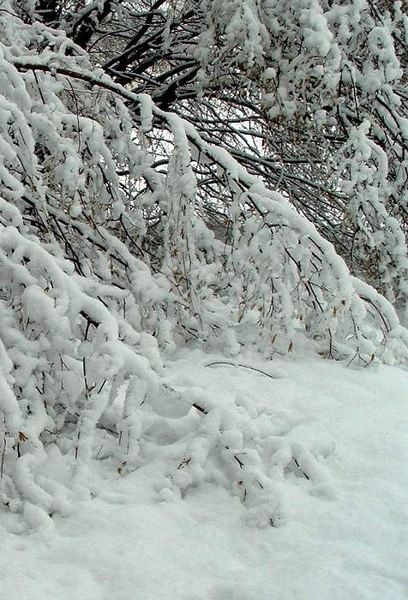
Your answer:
[1,436,6,478]
[293,458,310,480]
[204,361,280,379]
[234,454,244,468]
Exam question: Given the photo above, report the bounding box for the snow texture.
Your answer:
[0,349,406,600]
[0,1,407,519]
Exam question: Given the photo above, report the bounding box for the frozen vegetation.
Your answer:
[0,1,406,597]
[1,350,407,599]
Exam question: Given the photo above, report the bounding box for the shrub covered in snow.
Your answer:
[0,1,406,524]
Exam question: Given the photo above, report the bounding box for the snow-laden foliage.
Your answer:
[194,0,408,314]
[27,0,407,316]
[0,1,407,525]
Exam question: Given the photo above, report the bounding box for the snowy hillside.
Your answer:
[1,349,406,600]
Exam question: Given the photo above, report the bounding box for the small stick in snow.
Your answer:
[0,437,5,479]
[204,361,280,380]
[233,454,244,469]
[293,458,310,480]
[192,402,208,414]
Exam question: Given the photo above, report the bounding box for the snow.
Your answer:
[1,349,406,600]
[0,5,406,598]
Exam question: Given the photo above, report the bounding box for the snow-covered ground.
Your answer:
[1,350,407,600]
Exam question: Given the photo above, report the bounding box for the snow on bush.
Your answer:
[0,2,406,526]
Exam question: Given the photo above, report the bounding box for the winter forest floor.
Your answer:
[1,349,407,600]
